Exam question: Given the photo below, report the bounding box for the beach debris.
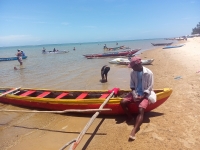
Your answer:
[196,70,200,73]
[174,76,182,80]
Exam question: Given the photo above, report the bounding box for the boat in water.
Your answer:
[104,45,130,51]
[0,56,27,62]
[42,50,69,54]
[109,58,154,65]
[0,87,172,114]
[163,44,184,49]
[151,42,173,46]
[83,49,140,58]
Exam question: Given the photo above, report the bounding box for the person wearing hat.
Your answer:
[16,49,23,65]
[120,56,156,140]
[21,50,25,56]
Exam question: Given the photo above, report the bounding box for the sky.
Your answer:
[0,0,199,47]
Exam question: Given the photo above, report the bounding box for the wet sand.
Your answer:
[1,37,200,150]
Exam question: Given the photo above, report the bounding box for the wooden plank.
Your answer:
[55,92,68,99]
[37,92,50,98]
[76,93,88,99]
[0,87,21,97]
[20,90,36,97]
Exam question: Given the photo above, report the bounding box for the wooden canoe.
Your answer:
[151,42,173,46]
[0,87,172,114]
[0,56,27,61]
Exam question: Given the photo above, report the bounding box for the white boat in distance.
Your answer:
[109,58,154,65]
[42,50,69,54]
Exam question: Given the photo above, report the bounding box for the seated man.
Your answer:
[120,56,156,140]
[101,65,110,82]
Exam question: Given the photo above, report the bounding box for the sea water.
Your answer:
[0,38,175,90]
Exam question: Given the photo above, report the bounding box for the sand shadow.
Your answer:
[82,118,105,150]
[114,111,164,125]
[12,124,106,136]
[99,79,107,83]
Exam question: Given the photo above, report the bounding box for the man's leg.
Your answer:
[120,93,133,120]
[129,107,145,139]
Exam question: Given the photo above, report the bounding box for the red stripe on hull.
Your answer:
[0,96,169,115]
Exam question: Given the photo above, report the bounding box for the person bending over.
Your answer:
[120,56,156,140]
[101,65,110,82]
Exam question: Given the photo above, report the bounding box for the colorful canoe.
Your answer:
[83,49,140,58]
[0,56,27,62]
[0,87,172,115]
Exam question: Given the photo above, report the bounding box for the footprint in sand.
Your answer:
[152,133,164,141]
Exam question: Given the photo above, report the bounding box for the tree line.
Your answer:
[192,22,200,34]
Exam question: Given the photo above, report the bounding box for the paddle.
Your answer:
[0,87,21,97]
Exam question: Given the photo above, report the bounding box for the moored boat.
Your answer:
[0,56,27,62]
[42,50,69,54]
[104,45,130,51]
[83,49,140,58]
[0,87,172,114]
[151,42,173,46]
[109,58,154,65]
[163,44,184,49]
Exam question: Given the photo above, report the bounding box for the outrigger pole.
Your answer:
[60,90,115,150]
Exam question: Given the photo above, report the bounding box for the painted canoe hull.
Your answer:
[0,88,172,114]
[0,56,27,61]
[83,49,140,58]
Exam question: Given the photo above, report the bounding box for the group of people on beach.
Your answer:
[101,56,155,140]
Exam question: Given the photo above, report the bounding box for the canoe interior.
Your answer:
[0,88,165,100]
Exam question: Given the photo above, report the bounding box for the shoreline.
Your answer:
[1,37,200,149]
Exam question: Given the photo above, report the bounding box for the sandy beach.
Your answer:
[1,37,200,150]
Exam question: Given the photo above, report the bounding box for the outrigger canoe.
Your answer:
[0,56,27,62]
[0,87,172,114]
[83,49,140,58]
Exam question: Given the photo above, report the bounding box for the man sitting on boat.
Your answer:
[120,56,156,140]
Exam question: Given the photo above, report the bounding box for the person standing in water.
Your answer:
[16,49,23,65]
[101,65,110,82]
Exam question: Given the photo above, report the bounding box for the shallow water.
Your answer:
[0,39,175,91]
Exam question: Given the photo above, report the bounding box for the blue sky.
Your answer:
[0,0,199,47]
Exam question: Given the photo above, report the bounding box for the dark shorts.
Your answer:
[101,66,110,75]
[123,92,149,109]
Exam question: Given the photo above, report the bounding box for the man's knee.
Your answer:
[138,107,145,115]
